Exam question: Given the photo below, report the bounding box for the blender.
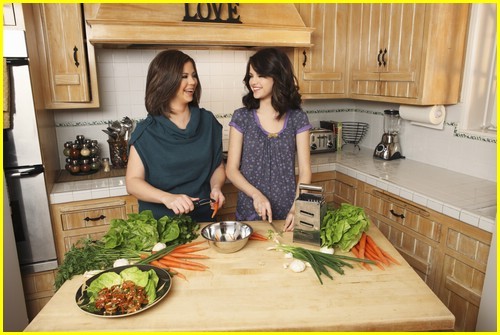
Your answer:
[374,109,403,160]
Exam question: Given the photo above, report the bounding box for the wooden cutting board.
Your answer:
[25,221,454,332]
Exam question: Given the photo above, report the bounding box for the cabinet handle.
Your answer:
[377,49,383,66]
[73,46,80,68]
[302,50,307,67]
[84,214,106,222]
[382,48,387,67]
[390,209,405,219]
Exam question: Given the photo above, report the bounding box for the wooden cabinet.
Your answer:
[331,171,358,208]
[31,3,99,109]
[50,195,138,262]
[348,4,469,105]
[358,182,492,331]
[295,4,349,99]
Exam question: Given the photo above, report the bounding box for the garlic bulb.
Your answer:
[289,259,306,273]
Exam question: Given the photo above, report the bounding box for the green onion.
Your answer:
[271,242,374,284]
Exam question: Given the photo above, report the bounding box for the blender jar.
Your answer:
[384,110,401,135]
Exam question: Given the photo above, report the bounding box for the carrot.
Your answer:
[169,269,188,281]
[150,260,169,269]
[168,252,209,259]
[366,235,390,266]
[359,232,367,259]
[174,240,206,251]
[380,248,401,265]
[172,246,209,254]
[364,244,382,262]
[351,245,372,271]
[211,202,219,218]
[158,259,206,271]
[161,255,209,269]
[250,232,268,241]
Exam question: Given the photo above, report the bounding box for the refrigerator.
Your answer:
[3,29,58,273]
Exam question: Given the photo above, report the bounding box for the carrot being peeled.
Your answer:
[211,202,219,219]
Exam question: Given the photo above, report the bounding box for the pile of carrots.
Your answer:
[351,232,401,271]
[142,241,209,281]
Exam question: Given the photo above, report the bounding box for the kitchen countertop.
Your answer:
[24,221,455,332]
[50,149,496,232]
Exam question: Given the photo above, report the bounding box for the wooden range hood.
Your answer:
[83,4,313,48]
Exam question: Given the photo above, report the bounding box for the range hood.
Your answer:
[83,4,313,48]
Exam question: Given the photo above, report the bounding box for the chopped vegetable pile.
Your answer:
[81,266,159,315]
[320,204,370,251]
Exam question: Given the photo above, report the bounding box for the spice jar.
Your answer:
[69,143,80,159]
[63,141,72,157]
[80,159,91,172]
[80,144,90,157]
[102,158,111,172]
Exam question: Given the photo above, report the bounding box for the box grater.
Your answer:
[293,184,326,246]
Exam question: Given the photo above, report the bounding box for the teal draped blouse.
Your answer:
[128,107,223,220]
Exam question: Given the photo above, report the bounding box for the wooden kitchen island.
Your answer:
[25,221,454,332]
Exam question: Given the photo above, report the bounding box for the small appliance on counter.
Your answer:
[374,109,404,160]
[293,184,326,246]
[309,127,336,153]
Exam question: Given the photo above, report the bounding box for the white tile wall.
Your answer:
[54,49,496,182]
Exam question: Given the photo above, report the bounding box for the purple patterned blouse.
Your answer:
[229,108,312,220]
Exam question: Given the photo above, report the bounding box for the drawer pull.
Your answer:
[390,209,405,219]
[84,214,106,222]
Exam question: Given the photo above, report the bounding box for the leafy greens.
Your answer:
[320,203,370,251]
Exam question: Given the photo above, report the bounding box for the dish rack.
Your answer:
[341,122,369,150]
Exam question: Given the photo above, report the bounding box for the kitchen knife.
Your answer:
[270,221,283,234]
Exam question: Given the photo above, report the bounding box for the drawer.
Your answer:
[57,200,127,231]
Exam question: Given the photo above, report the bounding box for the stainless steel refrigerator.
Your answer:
[3,29,58,273]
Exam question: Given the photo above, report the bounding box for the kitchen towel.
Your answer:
[399,105,446,129]
[3,58,11,129]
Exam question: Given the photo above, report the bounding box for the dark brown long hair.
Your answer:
[242,48,301,119]
[145,50,202,116]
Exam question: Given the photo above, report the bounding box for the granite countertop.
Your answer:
[50,149,496,232]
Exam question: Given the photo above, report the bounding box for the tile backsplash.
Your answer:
[54,48,496,182]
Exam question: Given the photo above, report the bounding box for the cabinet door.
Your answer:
[33,4,99,108]
[38,4,90,103]
[349,4,384,96]
[378,4,425,99]
[350,4,425,99]
[296,4,349,98]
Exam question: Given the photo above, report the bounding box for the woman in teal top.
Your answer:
[126,50,225,221]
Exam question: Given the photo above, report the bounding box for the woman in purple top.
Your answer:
[226,48,312,232]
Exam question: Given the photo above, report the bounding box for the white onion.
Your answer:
[113,258,130,267]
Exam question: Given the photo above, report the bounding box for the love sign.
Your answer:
[183,3,242,24]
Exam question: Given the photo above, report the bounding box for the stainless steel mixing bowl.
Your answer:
[201,221,253,253]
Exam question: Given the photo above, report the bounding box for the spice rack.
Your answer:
[63,135,101,175]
